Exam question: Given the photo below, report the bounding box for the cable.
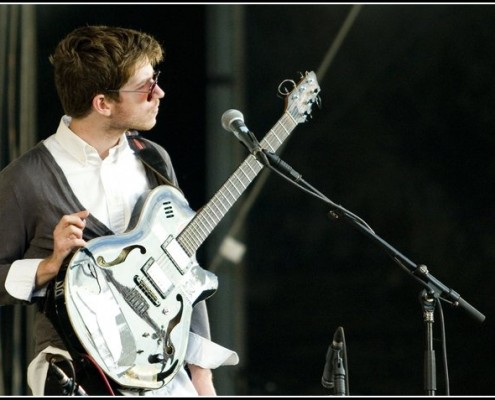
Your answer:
[80,353,116,396]
[437,300,450,395]
[47,355,85,396]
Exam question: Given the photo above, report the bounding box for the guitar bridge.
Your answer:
[134,275,160,307]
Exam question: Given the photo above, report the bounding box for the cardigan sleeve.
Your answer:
[0,161,32,305]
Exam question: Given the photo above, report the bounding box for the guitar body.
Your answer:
[51,185,218,390]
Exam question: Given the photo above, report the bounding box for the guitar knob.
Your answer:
[148,353,164,364]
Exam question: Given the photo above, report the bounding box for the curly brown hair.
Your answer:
[49,25,164,118]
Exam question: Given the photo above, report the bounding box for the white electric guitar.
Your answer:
[48,71,321,390]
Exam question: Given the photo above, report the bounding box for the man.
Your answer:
[0,25,238,396]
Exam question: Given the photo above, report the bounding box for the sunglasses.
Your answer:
[106,70,161,102]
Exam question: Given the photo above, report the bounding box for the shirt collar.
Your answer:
[55,115,130,165]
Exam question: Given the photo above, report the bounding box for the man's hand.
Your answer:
[36,210,90,288]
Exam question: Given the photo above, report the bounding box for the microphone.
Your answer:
[48,358,88,396]
[221,109,269,165]
[321,326,346,393]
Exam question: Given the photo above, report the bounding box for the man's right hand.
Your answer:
[36,210,90,288]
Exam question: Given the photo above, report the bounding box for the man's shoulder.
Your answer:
[1,142,50,173]
[0,142,54,190]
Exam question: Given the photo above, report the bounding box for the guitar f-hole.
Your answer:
[97,245,146,267]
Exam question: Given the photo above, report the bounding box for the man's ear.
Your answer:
[92,94,113,116]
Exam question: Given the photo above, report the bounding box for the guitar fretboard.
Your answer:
[178,112,297,256]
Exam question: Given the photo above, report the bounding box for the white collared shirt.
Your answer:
[45,115,150,234]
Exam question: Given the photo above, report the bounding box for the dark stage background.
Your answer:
[34,4,494,396]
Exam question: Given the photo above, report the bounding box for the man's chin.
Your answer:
[130,121,157,132]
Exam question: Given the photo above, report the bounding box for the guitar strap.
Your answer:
[126,130,181,192]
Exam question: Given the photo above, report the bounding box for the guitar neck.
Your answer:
[178,111,297,255]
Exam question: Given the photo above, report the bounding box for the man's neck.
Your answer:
[69,117,124,159]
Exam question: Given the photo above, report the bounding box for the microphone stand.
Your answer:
[257,149,486,395]
[420,289,437,396]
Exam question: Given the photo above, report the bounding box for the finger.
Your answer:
[75,209,90,220]
[60,211,89,229]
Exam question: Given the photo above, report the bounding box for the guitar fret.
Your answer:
[181,236,196,256]
[227,178,244,196]
[228,174,245,195]
[183,224,201,252]
[208,197,225,220]
[231,172,247,190]
[237,163,252,181]
[224,185,238,204]
[261,114,296,153]
[218,193,233,215]
[269,130,283,147]
[192,215,208,239]
[243,158,262,178]
[208,200,223,221]
[202,206,219,229]
[215,192,229,208]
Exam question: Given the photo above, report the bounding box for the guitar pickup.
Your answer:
[141,257,171,299]
[162,236,192,275]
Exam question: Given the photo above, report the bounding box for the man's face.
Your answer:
[108,63,165,132]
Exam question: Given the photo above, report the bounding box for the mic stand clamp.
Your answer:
[262,150,302,181]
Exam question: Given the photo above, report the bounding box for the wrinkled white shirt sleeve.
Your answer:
[5,259,46,301]
[185,332,239,368]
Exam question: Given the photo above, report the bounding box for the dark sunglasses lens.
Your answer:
[147,83,155,101]
[147,72,160,101]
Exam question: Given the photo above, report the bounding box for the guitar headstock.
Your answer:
[280,71,321,124]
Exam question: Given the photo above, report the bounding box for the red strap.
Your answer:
[130,137,145,150]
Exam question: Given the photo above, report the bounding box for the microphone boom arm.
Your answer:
[262,150,486,324]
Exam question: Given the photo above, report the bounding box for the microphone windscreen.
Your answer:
[221,109,244,131]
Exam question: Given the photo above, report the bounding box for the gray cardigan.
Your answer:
[0,139,211,356]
